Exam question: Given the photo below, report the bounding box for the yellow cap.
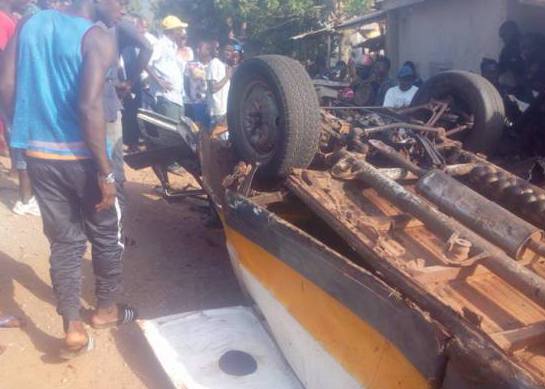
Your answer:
[161,15,188,30]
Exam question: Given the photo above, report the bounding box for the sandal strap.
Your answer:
[119,305,137,324]
[0,315,16,327]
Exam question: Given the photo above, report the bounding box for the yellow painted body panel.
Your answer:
[225,226,429,389]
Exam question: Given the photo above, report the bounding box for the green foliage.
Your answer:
[155,0,372,55]
[342,0,372,16]
[127,0,143,15]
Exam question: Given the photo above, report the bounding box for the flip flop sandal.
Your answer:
[91,304,138,330]
[0,315,24,328]
[59,335,95,360]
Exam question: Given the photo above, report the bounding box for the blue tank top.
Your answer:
[10,10,94,160]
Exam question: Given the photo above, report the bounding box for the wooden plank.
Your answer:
[492,322,545,353]
[284,171,544,387]
[410,265,488,285]
[250,191,285,207]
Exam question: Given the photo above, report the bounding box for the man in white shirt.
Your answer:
[147,15,187,121]
[383,64,419,109]
[206,42,234,127]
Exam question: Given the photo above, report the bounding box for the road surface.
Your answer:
[0,156,243,388]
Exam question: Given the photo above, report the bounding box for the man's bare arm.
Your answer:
[208,68,231,94]
[80,26,116,177]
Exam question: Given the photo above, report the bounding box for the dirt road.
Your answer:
[0,156,243,388]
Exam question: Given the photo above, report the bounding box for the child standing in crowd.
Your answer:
[206,42,234,127]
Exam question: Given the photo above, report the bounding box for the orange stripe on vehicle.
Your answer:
[225,227,429,389]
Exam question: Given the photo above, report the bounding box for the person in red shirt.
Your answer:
[0,0,16,156]
[0,0,40,216]
[0,2,15,49]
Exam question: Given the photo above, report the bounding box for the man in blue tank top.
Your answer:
[0,0,137,358]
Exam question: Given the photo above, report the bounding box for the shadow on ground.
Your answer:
[0,172,243,387]
[98,180,243,387]
[0,250,61,359]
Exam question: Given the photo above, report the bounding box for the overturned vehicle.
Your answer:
[127,55,545,388]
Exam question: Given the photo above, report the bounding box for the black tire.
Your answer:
[412,71,505,154]
[228,55,321,177]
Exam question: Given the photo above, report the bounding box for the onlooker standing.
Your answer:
[176,28,193,63]
[102,16,152,217]
[0,0,39,215]
[206,42,234,126]
[115,16,152,155]
[0,0,16,157]
[498,21,524,78]
[383,64,419,109]
[0,0,137,358]
[136,15,157,46]
[185,40,211,128]
[147,15,187,121]
[0,0,15,59]
[135,15,157,110]
[372,56,395,106]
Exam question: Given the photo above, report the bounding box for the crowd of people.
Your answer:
[0,0,243,217]
[311,19,545,123]
[481,21,545,155]
[0,0,241,358]
[310,50,423,109]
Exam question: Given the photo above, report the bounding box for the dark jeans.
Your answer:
[154,96,184,122]
[27,158,124,322]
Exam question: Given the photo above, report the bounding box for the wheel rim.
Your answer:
[240,80,280,159]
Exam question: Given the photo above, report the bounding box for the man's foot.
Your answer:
[59,321,94,360]
[12,196,41,216]
[65,321,88,349]
[91,304,137,329]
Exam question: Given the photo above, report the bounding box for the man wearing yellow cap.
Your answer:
[147,15,188,121]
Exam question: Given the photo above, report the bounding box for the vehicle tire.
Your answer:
[228,55,321,178]
[412,70,505,154]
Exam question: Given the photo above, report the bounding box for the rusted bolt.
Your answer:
[448,238,472,262]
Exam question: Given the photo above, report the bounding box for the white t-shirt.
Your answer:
[206,57,230,116]
[383,85,419,108]
[149,35,185,106]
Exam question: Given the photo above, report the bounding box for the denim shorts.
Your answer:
[11,147,27,171]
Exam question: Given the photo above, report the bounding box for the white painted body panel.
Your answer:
[227,241,362,389]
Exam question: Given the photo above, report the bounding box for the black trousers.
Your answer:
[27,158,123,321]
[121,91,142,147]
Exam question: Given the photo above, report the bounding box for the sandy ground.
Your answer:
[0,156,243,388]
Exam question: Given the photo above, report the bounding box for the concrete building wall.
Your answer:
[507,0,545,35]
[389,0,509,79]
